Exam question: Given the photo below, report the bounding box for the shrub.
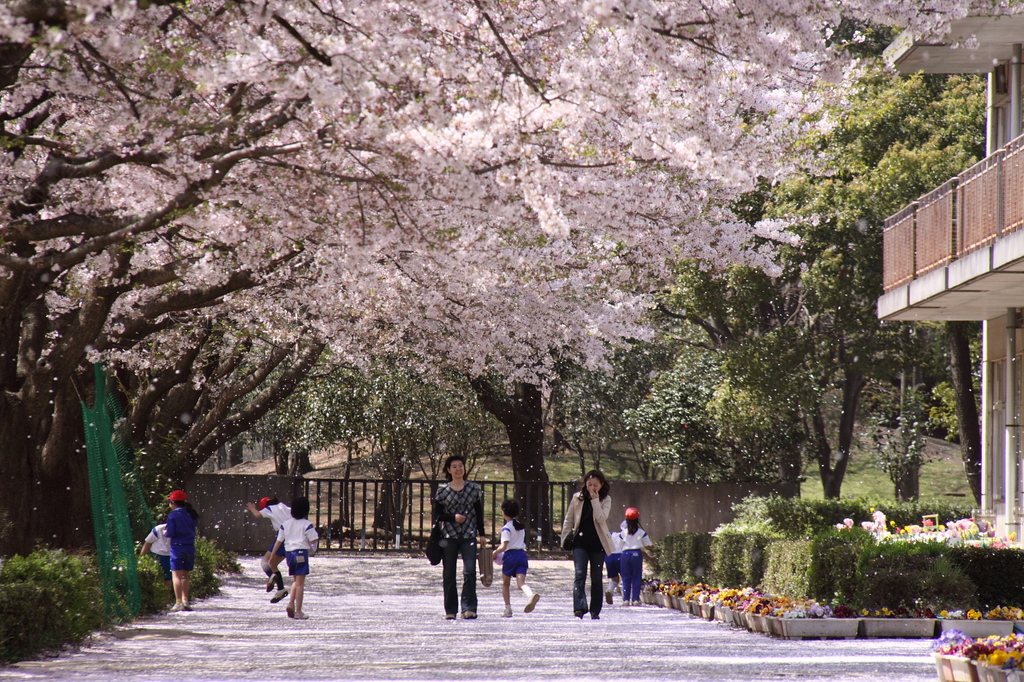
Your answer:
[649,532,713,582]
[0,549,106,663]
[190,536,239,600]
[808,528,875,605]
[729,496,975,540]
[856,541,977,611]
[710,528,775,589]
[137,555,173,616]
[0,549,106,642]
[947,546,1024,609]
[761,540,812,599]
[0,583,65,663]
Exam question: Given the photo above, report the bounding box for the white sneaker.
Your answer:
[181,602,193,611]
[501,607,513,618]
[632,600,642,606]
[271,589,289,603]
[169,602,185,612]
[525,592,540,613]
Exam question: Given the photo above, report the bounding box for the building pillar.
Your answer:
[1012,44,1022,140]
[1006,309,1021,535]
[987,72,998,156]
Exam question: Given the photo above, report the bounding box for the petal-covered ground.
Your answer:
[0,555,937,681]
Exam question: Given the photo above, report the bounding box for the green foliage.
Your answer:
[190,536,237,600]
[0,549,106,663]
[729,495,974,539]
[0,583,66,663]
[136,555,173,615]
[855,541,976,612]
[760,540,813,599]
[648,532,713,583]
[947,546,1024,609]
[808,528,876,605]
[554,342,675,479]
[709,528,776,589]
[930,382,960,441]
[866,387,930,501]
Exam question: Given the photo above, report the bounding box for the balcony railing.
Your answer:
[882,135,1024,292]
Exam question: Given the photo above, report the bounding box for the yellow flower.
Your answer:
[967,609,982,620]
[940,610,949,618]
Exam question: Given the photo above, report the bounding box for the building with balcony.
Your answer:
[879,14,1024,536]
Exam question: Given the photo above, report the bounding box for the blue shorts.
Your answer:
[605,553,621,579]
[169,545,195,572]
[155,553,172,581]
[501,548,529,577]
[266,540,287,558]
[286,549,310,576]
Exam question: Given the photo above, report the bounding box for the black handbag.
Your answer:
[561,526,576,551]
[426,521,444,565]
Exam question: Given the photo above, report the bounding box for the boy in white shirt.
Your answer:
[271,496,319,620]
[140,522,173,597]
[246,495,292,603]
[493,499,540,617]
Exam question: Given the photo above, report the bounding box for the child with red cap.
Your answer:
[619,507,652,606]
[247,495,291,603]
[164,490,199,611]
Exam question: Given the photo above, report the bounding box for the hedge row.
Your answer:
[649,496,1024,611]
[1,537,238,664]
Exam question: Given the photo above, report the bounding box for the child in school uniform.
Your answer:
[140,521,173,597]
[271,496,319,620]
[164,489,199,612]
[604,521,624,604]
[619,507,653,606]
[247,495,291,603]
[492,499,540,617]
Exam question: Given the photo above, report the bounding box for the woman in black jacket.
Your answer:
[432,454,486,620]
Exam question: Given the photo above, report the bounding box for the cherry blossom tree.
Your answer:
[0,0,1000,553]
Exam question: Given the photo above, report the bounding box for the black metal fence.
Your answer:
[301,478,576,552]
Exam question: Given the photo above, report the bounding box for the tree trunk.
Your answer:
[812,370,866,499]
[469,378,553,542]
[894,465,920,503]
[948,321,982,504]
[0,368,96,555]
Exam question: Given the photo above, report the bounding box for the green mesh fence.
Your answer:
[82,363,155,623]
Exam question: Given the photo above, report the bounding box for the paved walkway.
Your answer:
[0,555,939,681]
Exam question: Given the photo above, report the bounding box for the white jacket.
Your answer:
[560,492,615,555]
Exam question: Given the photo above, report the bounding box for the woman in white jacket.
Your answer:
[559,470,614,619]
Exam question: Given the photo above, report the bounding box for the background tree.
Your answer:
[661,67,986,498]
[1,0,990,553]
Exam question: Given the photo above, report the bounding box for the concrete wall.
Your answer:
[187,474,305,553]
[186,474,799,552]
[608,481,800,542]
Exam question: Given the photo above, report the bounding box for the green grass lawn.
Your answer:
[800,437,976,503]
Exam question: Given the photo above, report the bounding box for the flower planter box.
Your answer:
[655,593,668,608]
[859,617,937,638]
[940,620,1015,639]
[765,615,784,637]
[716,605,732,624]
[699,602,714,621]
[738,611,754,631]
[777,617,860,640]
[688,600,700,616]
[974,662,1012,682]
[749,613,768,634]
[934,654,980,682]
